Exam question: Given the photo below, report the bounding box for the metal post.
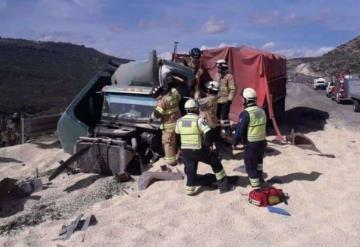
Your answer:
[21,117,25,144]
[172,41,179,62]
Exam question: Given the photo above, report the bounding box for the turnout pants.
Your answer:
[244,141,266,187]
[209,127,224,152]
[162,129,177,166]
[182,147,226,194]
[217,102,231,133]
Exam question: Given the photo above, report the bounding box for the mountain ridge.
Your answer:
[287,35,360,77]
[0,37,130,115]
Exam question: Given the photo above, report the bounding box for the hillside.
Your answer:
[287,35,360,77]
[0,38,129,115]
[311,36,360,76]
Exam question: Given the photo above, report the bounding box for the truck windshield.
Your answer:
[102,94,156,121]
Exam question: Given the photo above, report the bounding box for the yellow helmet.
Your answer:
[242,87,257,100]
[184,98,199,110]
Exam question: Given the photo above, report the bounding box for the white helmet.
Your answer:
[206,81,219,91]
[216,59,228,67]
[184,98,199,110]
[242,87,257,100]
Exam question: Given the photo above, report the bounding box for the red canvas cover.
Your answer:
[200,46,287,140]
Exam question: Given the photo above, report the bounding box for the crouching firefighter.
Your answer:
[175,98,234,195]
[151,75,181,167]
[233,88,267,188]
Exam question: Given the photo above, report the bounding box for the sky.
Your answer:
[1,0,360,59]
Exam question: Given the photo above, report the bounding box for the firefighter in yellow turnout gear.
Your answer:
[198,81,219,129]
[214,59,236,136]
[233,88,267,188]
[175,99,234,195]
[151,76,181,166]
[198,81,223,151]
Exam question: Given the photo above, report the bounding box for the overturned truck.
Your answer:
[55,51,194,178]
[55,46,287,179]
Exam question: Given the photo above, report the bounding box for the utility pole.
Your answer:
[172,41,179,62]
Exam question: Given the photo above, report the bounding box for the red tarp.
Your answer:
[200,46,287,141]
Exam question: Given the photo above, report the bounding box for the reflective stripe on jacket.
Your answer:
[214,72,236,104]
[155,88,181,130]
[198,95,218,129]
[245,106,267,142]
[175,113,211,150]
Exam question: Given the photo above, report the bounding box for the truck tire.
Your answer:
[273,98,285,123]
[354,100,360,112]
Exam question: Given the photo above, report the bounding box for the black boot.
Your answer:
[224,127,232,137]
[218,177,235,194]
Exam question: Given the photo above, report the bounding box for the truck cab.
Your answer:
[57,51,194,173]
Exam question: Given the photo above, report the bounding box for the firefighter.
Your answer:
[151,74,181,167]
[198,81,222,149]
[214,59,236,136]
[175,98,234,195]
[184,47,203,98]
[233,88,267,188]
[184,47,202,75]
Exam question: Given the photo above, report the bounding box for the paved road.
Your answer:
[285,82,360,131]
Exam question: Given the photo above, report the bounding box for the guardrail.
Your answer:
[21,114,61,143]
[292,73,317,85]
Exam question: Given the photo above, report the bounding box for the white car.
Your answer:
[313,78,327,89]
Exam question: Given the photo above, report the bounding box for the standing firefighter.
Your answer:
[233,88,267,188]
[175,98,234,195]
[151,75,181,167]
[198,81,221,148]
[214,59,236,136]
[184,48,203,97]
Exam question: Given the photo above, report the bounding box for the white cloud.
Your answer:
[248,11,297,26]
[37,31,96,45]
[219,42,237,48]
[201,18,228,34]
[309,46,334,57]
[262,42,276,50]
[274,46,334,58]
[200,42,237,50]
[158,51,172,60]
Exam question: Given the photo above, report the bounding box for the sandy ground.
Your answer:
[1,83,360,247]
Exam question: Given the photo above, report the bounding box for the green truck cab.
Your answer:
[57,51,194,174]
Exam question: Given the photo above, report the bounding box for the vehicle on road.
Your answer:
[331,75,352,103]
[313,77,327,90]
[326,80,335,97]
[348,74,360,112]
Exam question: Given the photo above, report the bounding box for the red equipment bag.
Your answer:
[248,186,287,207]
